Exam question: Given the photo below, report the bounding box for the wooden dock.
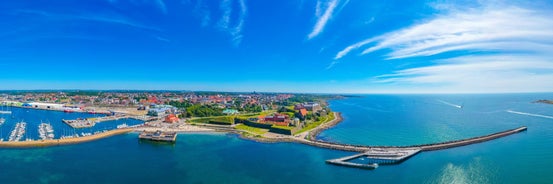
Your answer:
[300,126,527,169]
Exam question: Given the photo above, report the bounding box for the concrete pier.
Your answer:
[326,148,421,169]
[62,115,140,128]
[305,126,528,169]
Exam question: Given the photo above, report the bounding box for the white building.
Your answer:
[28,102,65,110]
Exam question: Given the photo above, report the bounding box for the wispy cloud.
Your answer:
[79,14,161,31]
[336,6,553,60]
[376,55,553,92]
[193,0,211,27]
[107,0,167,14]
[307,0,340,39]
[154,36,170,42]
[335,3,553,92]
[325,60,339,70]
[231,0,247,45]
[217,0,232,30]
[154,0,167,14]
[327,37,376,69]
[16,9,161,32]
[217,0,247,46]
[334,37,376,60]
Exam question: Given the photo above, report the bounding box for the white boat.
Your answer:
[38,122,55,140]
[117,123,129,129]
[0,117,5,125]
[8,121,26,142]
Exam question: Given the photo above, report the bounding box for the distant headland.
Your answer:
[534,99,553,105]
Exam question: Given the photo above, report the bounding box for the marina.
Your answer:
[0,106,145,141]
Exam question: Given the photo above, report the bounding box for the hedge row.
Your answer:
[269,125,297,135]
[207,116,235,125]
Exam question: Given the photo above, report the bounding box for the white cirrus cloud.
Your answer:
[307,0,340,39]
[154,0,167,14]
[193,0,211,27]
[375,55,553,93]
[217,0,247,46]
[333,4,553,92]
[335,6,553,60]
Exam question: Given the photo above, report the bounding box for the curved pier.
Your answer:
[302,126,527,169]
[417,126,527,151]
[301,126,527,152]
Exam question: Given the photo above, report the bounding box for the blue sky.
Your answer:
[1,0,552,93]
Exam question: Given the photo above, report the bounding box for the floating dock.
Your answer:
[138,130,177,142]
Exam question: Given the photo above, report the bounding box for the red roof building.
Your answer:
[165,114,179,123]
[264,114,289,123]
[148,96,159,104]
[299,108,308,117]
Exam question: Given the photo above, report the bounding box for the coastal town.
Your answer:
[0,91,341,146]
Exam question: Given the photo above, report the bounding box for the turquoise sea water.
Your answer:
[1,94,553,183]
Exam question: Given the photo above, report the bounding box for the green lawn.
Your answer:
[236,110,277,119]
[235,124,269,135]
[294,112,335,135]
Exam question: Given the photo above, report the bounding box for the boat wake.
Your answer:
[506,110,553,120]
[437,100,463,109]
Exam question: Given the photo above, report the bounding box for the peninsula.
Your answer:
[534,99,553,105]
